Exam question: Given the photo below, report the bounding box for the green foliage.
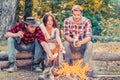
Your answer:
[83,11,102,35]
[15,0,24,22]
[15,0,120,37]
[24,0,33,20]
[100,18,120,37]
[0,40,7,46]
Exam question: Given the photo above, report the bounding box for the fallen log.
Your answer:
[1,51,120,62]
[93,74,120,78]
[0,51,32,61]
[0,59,32,69]
[92,52,120,61]
[92,36,120,42]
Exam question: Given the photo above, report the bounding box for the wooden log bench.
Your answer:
[0,51,33,69]
[91,52,120,76]
[92,52,120,61]
[0,51,32,60]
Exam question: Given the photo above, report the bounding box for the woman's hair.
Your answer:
[43,12,57,28]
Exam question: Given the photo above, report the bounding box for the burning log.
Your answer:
[52,59,90,80]
[38,59,91,80]
[0,51,32,61]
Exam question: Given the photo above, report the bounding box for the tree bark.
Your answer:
[0,0,17,41]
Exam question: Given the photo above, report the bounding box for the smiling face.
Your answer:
[46,16,54,28]
[43,13,57,28]
[72,10,82,22]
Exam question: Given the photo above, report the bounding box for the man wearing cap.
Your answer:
[63,5,93,67]
[4,17,53,72]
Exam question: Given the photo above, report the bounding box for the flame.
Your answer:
[55,59,90,80]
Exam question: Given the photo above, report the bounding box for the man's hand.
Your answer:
[75,41,82,47]
[15,31,24,38]
[73,39,79,47]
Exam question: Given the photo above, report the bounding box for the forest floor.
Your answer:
[0,41,120,80]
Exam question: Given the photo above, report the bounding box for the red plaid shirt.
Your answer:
[64,16,92,40]
[8,21,46,44]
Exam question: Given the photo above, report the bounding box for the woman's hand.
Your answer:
[49,53,58,61]
[60,46,65,53]
[47,39,57,43]
[51,40,57,43]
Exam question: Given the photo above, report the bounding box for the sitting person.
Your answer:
[63,5,93,67]
[4,17,53,72]
[40,12,64,67]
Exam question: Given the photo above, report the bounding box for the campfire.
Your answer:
[52,59,90,80]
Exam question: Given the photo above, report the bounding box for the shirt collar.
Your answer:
[68,16,87,25]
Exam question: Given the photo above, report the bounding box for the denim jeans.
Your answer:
[64,41,93,64]
[7,37,43,65]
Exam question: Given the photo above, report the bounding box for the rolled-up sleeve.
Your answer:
[85,20,92,37]
[7,22,22,33]
[63,19,70,36]
[36,27,46,44]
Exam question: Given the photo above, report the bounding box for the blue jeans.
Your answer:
[64,41,93,64]
[7,37,43,64]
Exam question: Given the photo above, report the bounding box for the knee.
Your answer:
[87,41,93,46]
[35,39,39,44]
[35,39,41,46]
[8,37,15,43]
[64,41,70,48]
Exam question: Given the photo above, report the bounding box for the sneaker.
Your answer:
[33,62,43,72]
[34,67,43,72]
[6,62,17,73]
[43,67,50,74]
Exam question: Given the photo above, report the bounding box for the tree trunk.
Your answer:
[0,0,17,41]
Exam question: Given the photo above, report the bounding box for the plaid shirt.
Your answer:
[64,16,92,40]
[8,21,46,44]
